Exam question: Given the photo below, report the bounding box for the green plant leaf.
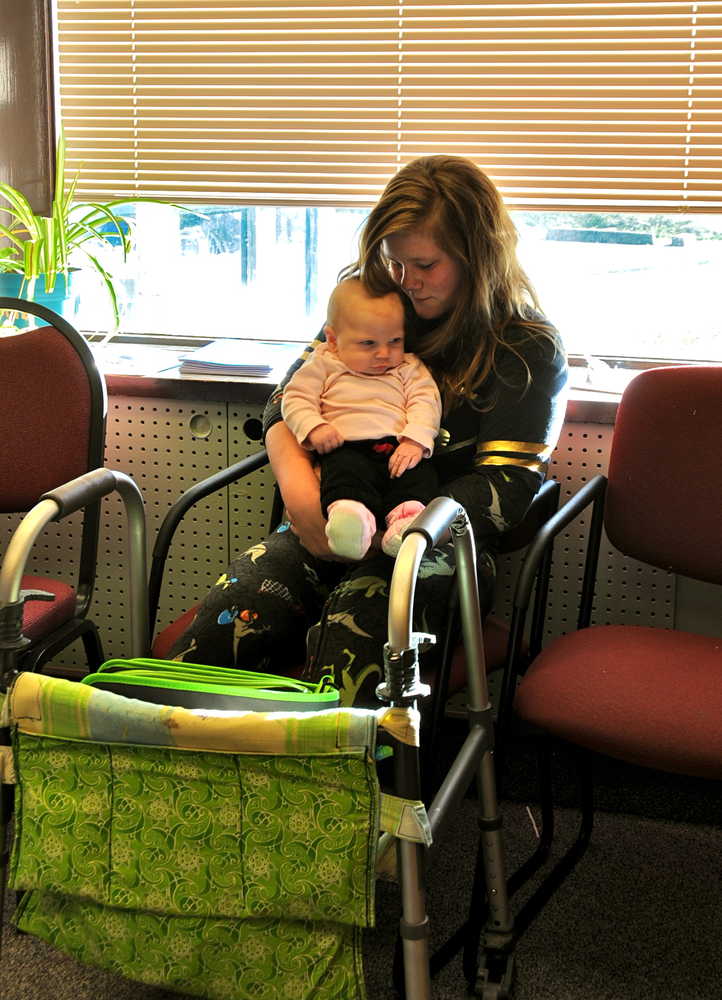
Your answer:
[55,132,71,215]
[75,204,133,258]
[1,130,180,333]
[0,183,41,237]
[23,241,41,280]
[53,190,68,274]
[0,224,26,254]
[82,251,120,329]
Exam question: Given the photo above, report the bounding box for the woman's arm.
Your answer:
[435,329,569,549]
[265,420,336,559]
[263,328,345,559]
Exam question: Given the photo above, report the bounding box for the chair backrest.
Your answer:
[0,299,107,514]
[604,365,722,586]
[0,298,107,617]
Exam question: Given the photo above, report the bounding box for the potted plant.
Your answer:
[0,133,179,331]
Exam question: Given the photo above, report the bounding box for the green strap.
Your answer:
[0,745,15,784]
[379,793,433,846]
[93,658,335,694]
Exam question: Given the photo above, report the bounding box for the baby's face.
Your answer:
[329,299,405,375]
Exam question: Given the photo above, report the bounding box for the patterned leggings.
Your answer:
[169,522,497,706]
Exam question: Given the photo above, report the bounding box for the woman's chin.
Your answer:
[411,299,441,319]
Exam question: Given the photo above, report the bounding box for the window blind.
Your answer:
[56,1,722,211]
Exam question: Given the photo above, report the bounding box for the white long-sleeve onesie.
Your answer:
[281,342,441,456]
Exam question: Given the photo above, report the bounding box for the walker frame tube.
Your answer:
[387,497,514,999]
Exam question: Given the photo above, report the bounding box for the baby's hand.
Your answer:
[389,439,424,477]
[307,423,344,454]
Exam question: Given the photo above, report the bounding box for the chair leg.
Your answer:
[512,742,595,941]
[507,737,556,900]
[79,620,105,673]
[21,618,105,676]
[464,737,595,981]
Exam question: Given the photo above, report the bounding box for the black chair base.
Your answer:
[19,617,104,676]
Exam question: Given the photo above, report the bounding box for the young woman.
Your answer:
[170,155,569,706]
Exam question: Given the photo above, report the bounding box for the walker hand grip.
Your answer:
[40,468,118,519]
[403,495,465,549]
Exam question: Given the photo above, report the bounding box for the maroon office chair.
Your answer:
[464,365,722,972]
[0,297,107,673]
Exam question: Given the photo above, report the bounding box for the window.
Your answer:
[74,204,369,341]
[71,204,722,375]
[515,210,722,370]
[54,2,722,366]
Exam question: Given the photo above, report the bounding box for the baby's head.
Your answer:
[325,278,405,375]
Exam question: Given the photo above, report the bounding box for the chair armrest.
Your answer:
[148,449,270,634]
[498,478,561,554]
[1,469,148,682]
[512,474,607,615]
[495,474,607,751]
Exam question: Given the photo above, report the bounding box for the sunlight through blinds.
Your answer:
[56,1,722,210]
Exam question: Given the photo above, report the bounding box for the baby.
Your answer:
[281,277,441,559]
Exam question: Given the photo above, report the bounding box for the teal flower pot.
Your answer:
[0,272,80,326]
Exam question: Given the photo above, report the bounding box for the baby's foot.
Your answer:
[381,501,426,557]
[326,500,377,560]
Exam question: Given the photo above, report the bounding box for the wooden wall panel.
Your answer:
[0,0,56,215]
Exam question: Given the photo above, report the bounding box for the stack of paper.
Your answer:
[179,339,300,378]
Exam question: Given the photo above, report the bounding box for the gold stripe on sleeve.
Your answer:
[475,456,546,474]
[475,439,555,461]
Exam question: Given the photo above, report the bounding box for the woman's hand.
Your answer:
[266,421,338,559]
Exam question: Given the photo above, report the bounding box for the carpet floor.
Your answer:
[1,793,719,1000]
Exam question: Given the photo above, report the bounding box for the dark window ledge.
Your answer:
[104,368,618,424]
[96,343,632,422]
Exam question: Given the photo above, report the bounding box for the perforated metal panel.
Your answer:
[492,422,675,638]
[228,404,278,554]
[0,513,83,591]
[102,397,234,657]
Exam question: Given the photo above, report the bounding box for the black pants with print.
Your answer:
[320,437,439,521]
[168,521,496,707]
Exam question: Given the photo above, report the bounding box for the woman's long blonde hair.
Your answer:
[341,155,557,408]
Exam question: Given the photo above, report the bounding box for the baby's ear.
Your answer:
[324,324,338,350]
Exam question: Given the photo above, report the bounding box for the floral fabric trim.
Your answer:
[8,672,377,756]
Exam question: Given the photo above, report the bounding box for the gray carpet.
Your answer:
[1,792,720,1000]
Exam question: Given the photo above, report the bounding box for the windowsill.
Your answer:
[94,340,289,406]
[93,340,621,423]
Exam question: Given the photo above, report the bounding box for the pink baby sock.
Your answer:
[381,500,426,557]
[325,500,377,560]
